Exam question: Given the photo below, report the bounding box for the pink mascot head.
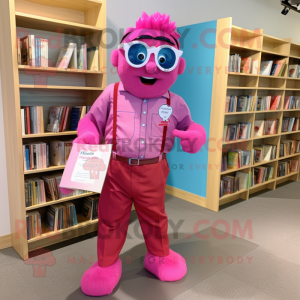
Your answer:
[111,12,186,99]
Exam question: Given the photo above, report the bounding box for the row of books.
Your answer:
[26,211,42,240]
[220,176,240,198]
[284,96,300,110]
[288,64,300,78]
[50,140,73,166]
[254,119,279,137]
[260,60,286,77]
[255,95,281,111]
[253,145,277,164]
[228,54,258,74]
[279,140,300,157]
[282,117,300,132]
[253,166,274,185]
[24,173,88,207]
[82,196,99,221]
[277,159,299,177]
[23,140,73,171]
[18,35,99,71]
[23,142,49,171]
[21,106,44,135]
[225,95,255,113]
[24,178,46,207]
[221,150,251,172]
[45,202,78,232]
[223,122,252,141]
[18,35,48,67]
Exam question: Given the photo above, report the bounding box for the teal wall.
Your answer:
[167,20,217,198]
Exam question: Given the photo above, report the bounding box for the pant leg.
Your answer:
[132,158,170,257]
[97,158,133,267]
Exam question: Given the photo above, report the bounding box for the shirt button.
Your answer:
[142,123,145,127]
[141,156,144,159]
[144,99,147,103]
[141,140,145,144]
[143,111,146,114]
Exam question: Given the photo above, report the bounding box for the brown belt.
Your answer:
[114,153,166,165]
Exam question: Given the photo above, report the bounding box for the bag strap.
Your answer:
[112,82,120,152]
[160,91,171,155]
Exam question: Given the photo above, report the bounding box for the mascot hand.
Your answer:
[73,131,99,145]
[172,123,206,154]
[60,187,73,196]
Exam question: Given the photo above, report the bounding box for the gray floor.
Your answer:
[1,180,300,300]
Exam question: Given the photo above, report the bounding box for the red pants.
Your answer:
[97,157,170,267]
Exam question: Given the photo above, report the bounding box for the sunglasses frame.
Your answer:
[118,41,183,72]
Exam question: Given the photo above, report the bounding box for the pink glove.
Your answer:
[60,118,101,196]
[173,123,206,154]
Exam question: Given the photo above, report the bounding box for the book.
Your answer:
[78,44,87,70]
[273,59,286,77]
[291,160,299,172]
[288,64,299,78]
[47,107,64,132]
[40,39,48,67]
[55,43,76,68]
[241,57,252,74]
[252,59,259,75]
[87,46,99,71]
[69,45,78,69]
[17,37,21,65]
[254,120,264,137]
[260,61,273,76]
[60,143,112,193]
[264,119,278,135]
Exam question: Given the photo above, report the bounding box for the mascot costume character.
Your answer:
[60,11,206,297]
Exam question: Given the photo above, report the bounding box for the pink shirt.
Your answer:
[84,82,193,159]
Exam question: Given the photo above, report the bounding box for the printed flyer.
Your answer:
[60,143,112,193]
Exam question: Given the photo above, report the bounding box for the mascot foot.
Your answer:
[144,249,187,281]
[81,259,122,296]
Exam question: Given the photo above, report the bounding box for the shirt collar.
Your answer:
[118,82,170,99]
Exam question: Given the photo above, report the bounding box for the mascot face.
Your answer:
[111,12,186,99]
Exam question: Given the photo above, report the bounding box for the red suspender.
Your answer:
[160,91,171,154]
[112,82,120,152]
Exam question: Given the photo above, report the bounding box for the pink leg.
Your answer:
[144,249,187,281]
[81,259,122,296]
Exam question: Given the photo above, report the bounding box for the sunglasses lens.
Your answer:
[128,44,148,66]
[157,48,176,70]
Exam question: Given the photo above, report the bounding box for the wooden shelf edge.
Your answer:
[24,165,65,175]
[26,192,98,211]
[276,171,299,181]
[221,166,250,175]
[22,131,77,138]
[19,84,104,90]
[27,219,99,243]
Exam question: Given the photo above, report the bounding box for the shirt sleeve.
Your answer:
[83,84,113,140]
[176,95,194,131]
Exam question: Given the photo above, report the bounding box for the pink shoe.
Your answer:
[81,259,122,296]
[144,249,187,281]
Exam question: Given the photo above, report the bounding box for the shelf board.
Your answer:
[259,75,286,79]
[27,215,98,243]
[276,171,299,181]
[252,134,280,140]
[228,72,258,77]
[230,44,261,53]
[227,86,256,89]
[282,109,300,111]
[289,55,300,60]
[22,131,77,138]
[286,77,300,80]
[278,153,300,161]
[281,130,300,136]
[260,49,289,57]
[222,138,252,145]
[285,88,300,91]
[257,87,284,90]
[24,0,103,11]
[15,12,103,36]
[219,189,247,201]
[254,110,282,114]
[253,158,277,167]
[24,165,65,175]
[19,84,103,90]
[221,165,250,175]
[26,192,98,211]
[249,178,276,190]
[225,111,254,115]
[231,26,263,38]
[18,65,102,74]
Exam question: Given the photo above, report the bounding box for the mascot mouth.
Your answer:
[140,77,157,85]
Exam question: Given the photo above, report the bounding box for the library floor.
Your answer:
[1,180,300,300]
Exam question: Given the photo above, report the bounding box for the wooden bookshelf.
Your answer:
[219,26,300,206]
[0,0,106,260]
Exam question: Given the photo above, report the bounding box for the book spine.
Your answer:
[21,109,25,135]
[17,37,21,65]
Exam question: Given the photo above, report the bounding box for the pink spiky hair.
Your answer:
[122,12,181,48]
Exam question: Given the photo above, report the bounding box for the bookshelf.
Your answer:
[0,0,106,259]
[219,27,300,207]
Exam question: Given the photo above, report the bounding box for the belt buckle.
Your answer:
[129,158,140,166]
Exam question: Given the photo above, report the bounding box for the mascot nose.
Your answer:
[145,61,159,73]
